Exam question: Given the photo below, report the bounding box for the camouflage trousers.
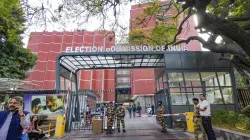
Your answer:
[159,116,166,130]
[194,118,207,140]
[117,116,125,129]
[107,116,114,130]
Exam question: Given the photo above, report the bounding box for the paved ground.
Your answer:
[54,113,198,140]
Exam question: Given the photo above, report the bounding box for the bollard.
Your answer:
[185,112,194,132]
[54,116,66,137]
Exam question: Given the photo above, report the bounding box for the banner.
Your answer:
[24,94,64,115]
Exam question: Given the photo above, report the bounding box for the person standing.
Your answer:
[137,103,142,117]
[0,96,30,140]
[192,98,207,140]
[127,105,132,118]
[157,101,167,133]
[116,103,126,133]
[151,105,155,115]
[132,105,136,117]
[106,102,115,134]
[199,94,216,140]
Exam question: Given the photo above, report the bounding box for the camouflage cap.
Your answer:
[109,101,113,104]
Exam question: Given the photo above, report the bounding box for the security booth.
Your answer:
[55,51,238,130]
[154,52,238,128]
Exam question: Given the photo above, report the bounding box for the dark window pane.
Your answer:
[196,52,214,68]
[181,53,198,68]
[212,53,231,68]
[165,54,182,68]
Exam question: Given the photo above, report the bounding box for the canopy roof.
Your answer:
[58,52,165,72]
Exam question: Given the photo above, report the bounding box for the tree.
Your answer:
[21,0,250,87]
[0,0,37,79]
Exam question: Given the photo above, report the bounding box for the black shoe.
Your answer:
[109,131,113,134]
[118,129,120,133]
[106,131,109,134]
[123,130,126,132]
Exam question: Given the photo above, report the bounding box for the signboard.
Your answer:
[24,94,64,115]
[65,45,187,53]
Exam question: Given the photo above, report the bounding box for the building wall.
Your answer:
[25,31,116,101]
[130,1,202,97]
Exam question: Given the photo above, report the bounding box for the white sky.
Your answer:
[23,0,210,51]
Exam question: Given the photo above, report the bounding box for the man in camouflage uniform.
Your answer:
[157,101,167,133]
[116,103,126,132]
[193,98,207,140]
[106,101,115,134]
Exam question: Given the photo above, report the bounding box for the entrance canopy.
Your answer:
[58,52,165,72]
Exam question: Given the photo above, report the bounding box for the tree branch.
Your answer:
[230,13,250,21]
[173,35,248,56]
[243,24,250,30]
[165,7,193,49]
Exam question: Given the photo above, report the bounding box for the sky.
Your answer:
[23,0,209,51]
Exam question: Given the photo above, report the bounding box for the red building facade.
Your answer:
[129,1,202,98]
[25,31,116,102]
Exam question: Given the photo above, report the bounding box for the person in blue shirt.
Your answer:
[0,96,30,140]
[132,105,136,117]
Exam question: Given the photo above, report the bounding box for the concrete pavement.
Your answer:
[54,113,197,140]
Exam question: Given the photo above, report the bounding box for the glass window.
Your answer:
[168,72,183,87]
[72,81,76,91]
[60,76,65,90]
[181,53,198,68]
[225,74,232,86]
[201,72,216,86]
[222,87,233,104]
[159,76,163,90]
[156,80,160,91]
[184,72,201,87]
[163,73,167,89]
[206,87,223,104]
[170,92,182,105]
[217,72,231,86]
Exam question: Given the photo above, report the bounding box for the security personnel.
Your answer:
[193,98,207,140]
[116,103,126,132]
[157,101,167,133]
[106,101,115,134]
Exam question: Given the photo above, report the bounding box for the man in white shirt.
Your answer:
[199,94,216,140]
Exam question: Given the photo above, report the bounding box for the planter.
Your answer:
[213,127,250,140]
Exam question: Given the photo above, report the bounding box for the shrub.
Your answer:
[212,110,250,133]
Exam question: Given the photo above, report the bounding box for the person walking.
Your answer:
[192,98,207,140]
[151,105,155,115]
[137,103,142,117]
[0,96,30,140]
[106,102,115,134]
[116,103,126,133]
[127,105,132,118]
[198,94,216,140]
[132,105,136,117]
[157,101,167,133]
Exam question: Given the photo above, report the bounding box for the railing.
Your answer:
[237,88,250,109]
